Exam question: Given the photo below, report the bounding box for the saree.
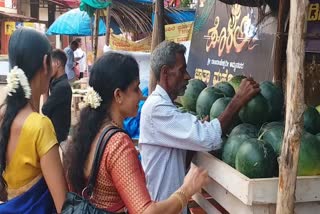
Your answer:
[0,177,55,214]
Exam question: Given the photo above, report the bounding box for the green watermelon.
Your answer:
[317,105,320,113]
[297,132,320,176]
[178,106,188,113]
[260,81,284,121]
[316,133,320,142]
[210,97,232,120]
[181,79,206,112]
[260,121,284,133]
[210,97,241,133]
[228,75,246,92]
[229,123,259,138]
[303,106,320,135]
[210,136,227,160]
[235,138,277,178]
[239,94,269,125]
[262,125,284,156]
[215,81,235,97]
[196,87,224,118]
[262,129,320,176]
[222,134,252,168]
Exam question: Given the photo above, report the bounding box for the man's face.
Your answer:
[166,53,191,98]
[71,44,78,51]
[51,59,59,78]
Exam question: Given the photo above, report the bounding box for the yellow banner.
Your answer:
[110,34,152,52]
[109,22,193,52]
[165,21,194,43]
[4,22,15,35]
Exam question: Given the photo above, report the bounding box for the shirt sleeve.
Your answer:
[149,104,222,151]
[42,85,67,117]
[36,116,58,158]
[106,133,152,213]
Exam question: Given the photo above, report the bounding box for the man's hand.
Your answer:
[233,77,260,107]
[218,77,260,134]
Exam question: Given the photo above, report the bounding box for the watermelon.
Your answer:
[260,81,284,121]
[316,133,320,142]
[178,106,188,113]
[229,123,259,138]
[210,97,232,120]
[262,125,284,156]
[228,75,246,92]
[180,79,206,112]
[235,138,277,178]
[222,134,252,168]
[196,87,224,118]
[210,136,227,160]
[262,129,320,176]
[215,81,235,97]
[259,121,284,138]
[210,97,241,133]
[239,94,269,125]
[303,106,320,135]
[297,132,320,176]
[317,105,320,113]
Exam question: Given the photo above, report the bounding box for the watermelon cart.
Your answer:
[179,0,320,213]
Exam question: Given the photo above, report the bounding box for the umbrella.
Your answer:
[46,8,108,36]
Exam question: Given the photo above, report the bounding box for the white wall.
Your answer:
[20,0,30,16]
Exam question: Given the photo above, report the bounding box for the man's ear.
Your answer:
[160,65,170,78]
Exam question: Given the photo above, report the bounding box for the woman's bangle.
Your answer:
[172,193,185,210]
[171,189,189,210]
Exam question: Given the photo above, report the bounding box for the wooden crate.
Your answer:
[192,152,320,214]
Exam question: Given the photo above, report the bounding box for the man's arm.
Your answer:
[143,78,259,152]
[42,86,67,117]
[218,78,260,134]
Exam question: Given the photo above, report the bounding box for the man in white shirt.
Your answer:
[74,38,86,79]
[139,41,260,214]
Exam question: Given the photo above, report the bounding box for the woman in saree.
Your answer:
[0,28,67,213]
[64,52,209,214]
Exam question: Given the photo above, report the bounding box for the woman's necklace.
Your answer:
[111,119,122,129]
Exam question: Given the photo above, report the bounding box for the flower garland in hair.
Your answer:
[6,66,32,99]
[84,87,102,109]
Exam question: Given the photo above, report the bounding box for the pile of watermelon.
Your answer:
[179,76,320,179]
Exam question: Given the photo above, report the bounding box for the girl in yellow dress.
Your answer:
[0,28,67,213]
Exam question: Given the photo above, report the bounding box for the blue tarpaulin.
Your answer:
[46,8,121,36]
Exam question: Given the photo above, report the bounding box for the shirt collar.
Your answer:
[154,85,172,103]
[51,74,67,86]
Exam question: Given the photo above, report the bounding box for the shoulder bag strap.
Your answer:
[86,126,124,196]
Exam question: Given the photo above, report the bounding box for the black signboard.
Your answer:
[187,0,278,85]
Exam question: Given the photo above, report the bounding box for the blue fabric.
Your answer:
[0,178,55,214]
[152,10,195,24]
[123,87,148,140]
[46,8,121,36]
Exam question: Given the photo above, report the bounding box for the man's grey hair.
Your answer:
[151,41,186,81]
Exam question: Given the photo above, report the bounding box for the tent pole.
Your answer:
[148,0,165,94]
[93,11,100,62]
[105,4,111,46]
[273,0,289,87]
[275,0,308,213]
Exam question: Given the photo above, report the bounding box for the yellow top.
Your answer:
[3,112,57,195]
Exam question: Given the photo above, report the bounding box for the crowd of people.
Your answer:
[0,28,259,213]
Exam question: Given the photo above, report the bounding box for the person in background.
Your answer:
[64,52,209,214]
[0,28,67,213]
[123,87,148,140]
[74,38,86,79]
[139,41,260,214]
[42,49,72,144]
[64,40,80,82]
